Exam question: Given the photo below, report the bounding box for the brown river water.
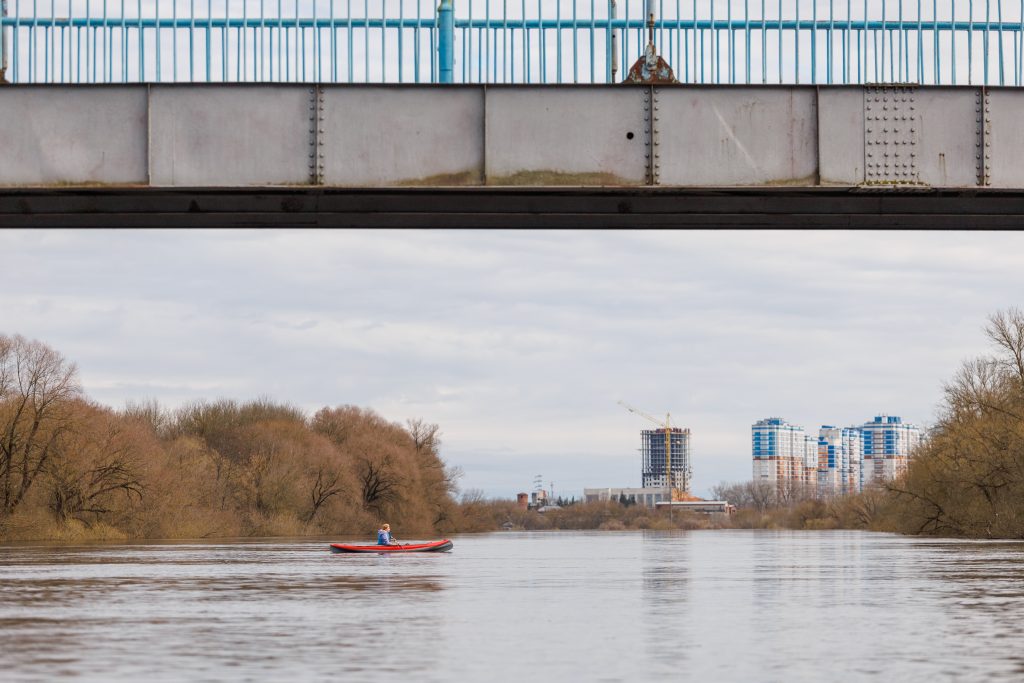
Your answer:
[2,530,1023,682]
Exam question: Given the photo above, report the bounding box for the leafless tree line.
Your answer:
[0,334,463,540]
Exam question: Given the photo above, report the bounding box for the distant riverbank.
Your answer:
[6,307,1024,543]
[449,492,900,535]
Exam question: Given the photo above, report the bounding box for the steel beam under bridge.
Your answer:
[2,83,1024,227]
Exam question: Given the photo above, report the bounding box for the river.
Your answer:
[2,530,1023,682]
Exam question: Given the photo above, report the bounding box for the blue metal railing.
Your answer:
[1,1,1023,85]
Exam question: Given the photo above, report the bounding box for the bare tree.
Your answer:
[987,307,1024,387]
[407,418,442,456]
[304,465,344,523]
[122,399,171,439]
[0,335,81,517]
[356,450,401,512]
[47,414,145,524]
[747,480,778,512]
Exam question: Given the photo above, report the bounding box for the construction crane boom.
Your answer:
[617,400,668,429]
[618,400,688,501]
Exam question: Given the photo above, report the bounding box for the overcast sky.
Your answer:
[4,229,1021,499]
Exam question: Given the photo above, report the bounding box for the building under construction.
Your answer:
[641,427,692,493]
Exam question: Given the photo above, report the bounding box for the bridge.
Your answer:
[2,1,1024,227]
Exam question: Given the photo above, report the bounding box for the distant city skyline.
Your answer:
[4,229,1022,499]
[751,414,921,498]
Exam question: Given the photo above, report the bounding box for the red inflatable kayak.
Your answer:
[330,539,453,553]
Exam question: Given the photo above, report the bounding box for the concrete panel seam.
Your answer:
[862,86,868,186]
[482,84,488,185]
[814,85,822,186]
[146,84,152,186]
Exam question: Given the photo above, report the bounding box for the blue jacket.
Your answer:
[377,529,392,545]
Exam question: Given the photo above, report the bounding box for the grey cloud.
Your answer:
[3,229,1023,499]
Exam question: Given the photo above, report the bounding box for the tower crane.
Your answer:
[618,400,691,501]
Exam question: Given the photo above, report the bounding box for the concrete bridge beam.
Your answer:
[2,83,1024,226]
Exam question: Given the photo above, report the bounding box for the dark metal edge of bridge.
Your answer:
[2,187,1024,228]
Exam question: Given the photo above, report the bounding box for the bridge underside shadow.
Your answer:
[2,187,1023,228]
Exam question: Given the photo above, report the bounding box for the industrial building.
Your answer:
[655,500,735,514]
[584,487,670,508]
[583,488,732,514]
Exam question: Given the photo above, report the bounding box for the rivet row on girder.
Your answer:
[975,88,992,187]
[309,86,325,186]
[317,86,326,185]
[308,87,318,185]
[651,87,661,186]
[976,89,983,186]
[643,87,659,186]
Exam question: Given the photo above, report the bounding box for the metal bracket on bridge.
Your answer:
[624,43,678,85]
[623,0,678,85]
[863,85,926,189]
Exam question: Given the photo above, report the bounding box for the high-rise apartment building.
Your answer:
[843,427,864,493]
[752,418,817,492]
[641,427,692,493]
[817,426,863,496]
[860,415,921,487]
[754,415,919,497]
[802,435,819,486]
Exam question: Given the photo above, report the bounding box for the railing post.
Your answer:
[609,0,618,82]
[0,0,8,83]
[646,0,655,44]
[438,0,454,83]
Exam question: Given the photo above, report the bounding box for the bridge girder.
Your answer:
[2,83,1024,227]
[2,187,1023,229]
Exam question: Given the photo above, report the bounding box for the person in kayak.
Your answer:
[377,523,398,546]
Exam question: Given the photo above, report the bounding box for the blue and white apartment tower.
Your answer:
[817,427,863,496]
[755,415,920,496]
[752,418,818,491]
[860,415,922,487]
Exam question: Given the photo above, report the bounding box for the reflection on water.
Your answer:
[1,532,1024,681]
